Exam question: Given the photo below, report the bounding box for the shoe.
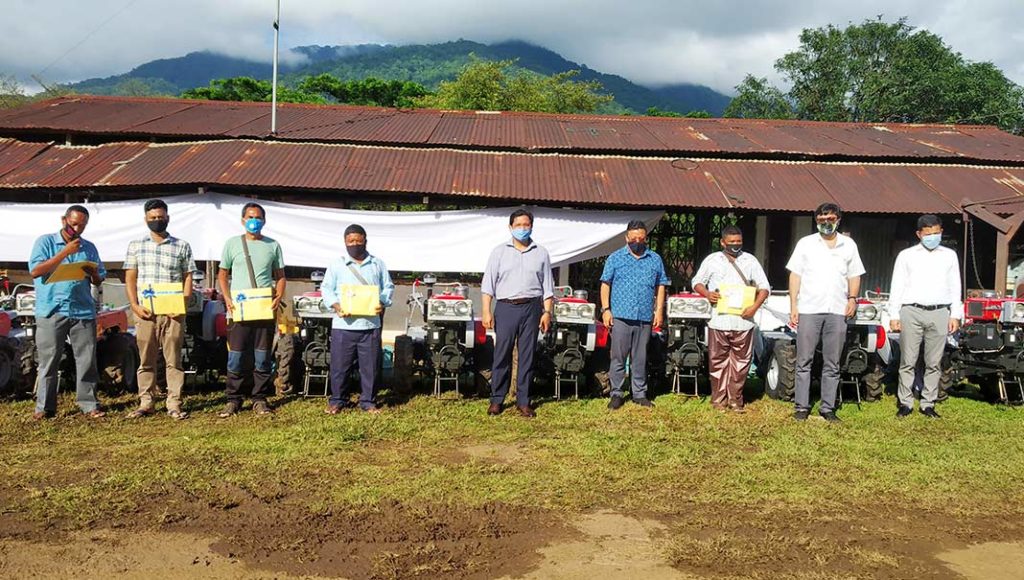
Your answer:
[85,409,106,419]
[608,395,625,410]
[820,412,841,423]
[896,406,913,418]
[920,407,942,419]
[794,409,810,421]
[253,400,274,415]
[633,398,654,408]
[729,402,746,413]
[325,404,342,415]
[362,405,382,414]
[32,411,54,421]
[167,410,189,420]
[487,403,502,416]
[218,401,241,418]
[517,405,536,418]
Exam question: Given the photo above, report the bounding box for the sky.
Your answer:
[2,0,1022,95]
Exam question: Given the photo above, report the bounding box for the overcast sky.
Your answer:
[3,0,1022,95]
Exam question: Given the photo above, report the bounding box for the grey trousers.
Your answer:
[34,314,99,414]
[898,306,949,410]
[609,318,652,399]
[795,313,847,414]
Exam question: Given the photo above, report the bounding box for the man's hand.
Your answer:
[602,309,614,328]
[375,304,384,315]
[740,305,758,320]
[482,311,494,330]
[540,311,551,333]
[707,291,721,305]
[844,298,857,318]
[948,318,961,334]
[271,295,283,312]
[788,311,799,328]
[63,238,82,256]
[131,304,153,321]
[224,298,235,315]
[890,319,901,333]
[653,311,663,329]
[332,303,349,318]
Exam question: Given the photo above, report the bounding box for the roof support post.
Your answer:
[963,197,1024,294]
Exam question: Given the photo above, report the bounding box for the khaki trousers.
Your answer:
[136,315,185,412]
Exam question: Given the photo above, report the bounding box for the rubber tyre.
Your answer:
[98,332,139,393]
[473,335,494,398]
[273,333,302,395]
[393,334,415,395]
[764,340,797,401]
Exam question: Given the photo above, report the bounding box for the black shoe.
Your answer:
[608,395,625,410]
[820,412,841,423]
[896,405,913,418]
[633,398,654,408]
[794,409,809,421]
[920,407,942,419]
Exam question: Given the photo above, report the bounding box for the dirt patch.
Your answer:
[936,541,1024,579]
[458,443,527,464]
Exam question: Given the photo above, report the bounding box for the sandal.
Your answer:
[167,410,190,420]
[86,409,106,419]
[253,401,274,415]
[324,405,342,415]
[127,408,154,419]
[218,401,241,418]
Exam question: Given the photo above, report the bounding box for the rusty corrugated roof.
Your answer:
[3,96,1024,164]
[2,138,1024,213]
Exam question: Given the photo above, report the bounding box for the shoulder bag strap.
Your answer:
[724,252,757,287]
[239,235,258,289]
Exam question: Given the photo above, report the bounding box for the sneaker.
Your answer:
[920,407,942,419]
[896,406,913,418]
[218,400,241,418]
[820,412,841,423]
[633,398,654,408]
[608,395,625,410]
[253,400,274,415]
[794,409,809,421]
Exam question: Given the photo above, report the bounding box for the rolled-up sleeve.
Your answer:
[481,248,500,297]
[657,256,670,286]
[378,260,395,307]
[540,250,554,300]
[321,263,339,308]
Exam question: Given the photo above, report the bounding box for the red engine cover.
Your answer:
[96,309,128,335]
[0,312,11,337]
[965,297,1008,322]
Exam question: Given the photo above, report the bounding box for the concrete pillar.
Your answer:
[754,215,768,264]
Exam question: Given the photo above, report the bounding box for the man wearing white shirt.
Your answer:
[786,203,866,422]
[692,225,771,412]
[888,214,962,419]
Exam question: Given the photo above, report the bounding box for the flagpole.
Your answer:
[271,0,280,135]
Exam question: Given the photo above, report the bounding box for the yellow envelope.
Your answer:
[716,283,756,315]
[46,261,97,283]
[232,287,275,321]
[140,282,186,315]
[339,284,380,316]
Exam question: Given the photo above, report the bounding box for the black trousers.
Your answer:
[225,319,275,403]
[490,298,542,407]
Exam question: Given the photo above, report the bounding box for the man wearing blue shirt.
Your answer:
[28,205,107,420]
[600,220,669,409]
[321,224,395,414]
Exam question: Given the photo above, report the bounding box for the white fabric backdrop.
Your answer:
[0,193,663,272]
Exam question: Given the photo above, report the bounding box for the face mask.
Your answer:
[245,217,264,234]
[62,223,79,240]
[628,241,647,254]
[511,228,532,242]
[724,244,742,256]
[346,244,367,259]
[921,233,942,250]
[147,219,169,234]
[817,221,838,236]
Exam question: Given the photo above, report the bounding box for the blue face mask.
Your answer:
[921,233,942,250]
[245,217,264,234]
[511,227,532,242]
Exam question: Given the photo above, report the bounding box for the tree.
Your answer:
[728,18,1024,131]
[182,77,326,104]
[646,106,713,118]
[1,74,76,109]
[723,75,794,119]
[417,56,613,113]
[297,75,429,108]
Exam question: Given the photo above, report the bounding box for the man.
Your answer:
[321,224,394,414]
[888,214,962,419]
[28,205,106,419]
[124,199,197,420]
[481,209,554,418]
[692,225,771,412]
[786,203,865,422]
[600,220,670,409]
[216,202,286,417]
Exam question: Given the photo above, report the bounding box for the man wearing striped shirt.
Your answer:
[888,214,962,419]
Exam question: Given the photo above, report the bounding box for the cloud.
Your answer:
[1,0,1021,95]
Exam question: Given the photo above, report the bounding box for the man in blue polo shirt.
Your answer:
[28,204,107,420]
[321,224,395,414]
[600,220,669,409]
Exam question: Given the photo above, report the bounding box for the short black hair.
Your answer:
[65,204,89,218]
[917,214,942,230]
[344,224,367,237]
[509,208,533,226]
[720,225,743,238]
[814,202,843,220]
[242,202,266,219]
[144,199,168,213]
[626,219,648,233]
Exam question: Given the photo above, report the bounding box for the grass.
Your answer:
[1,382,1023,526]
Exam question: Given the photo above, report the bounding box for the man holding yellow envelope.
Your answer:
[217,202,286,417]
[125,199,197,420]
[692,225,770,412]
[321,224,394,414]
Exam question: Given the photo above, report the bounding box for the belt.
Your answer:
[905,303,949,311]
[498,297,540,305]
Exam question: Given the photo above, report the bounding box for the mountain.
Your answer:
[67,40,731,115]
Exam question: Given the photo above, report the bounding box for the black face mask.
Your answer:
[724,244,742,256]
[346,244,367,259]
[628,241,647,255]
[147,219,169,234]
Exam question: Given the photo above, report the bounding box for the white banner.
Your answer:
[0,193,663,272]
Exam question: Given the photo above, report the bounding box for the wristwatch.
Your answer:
[601,307,611,314]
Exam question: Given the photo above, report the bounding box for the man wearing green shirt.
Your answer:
[216,202,286,417]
